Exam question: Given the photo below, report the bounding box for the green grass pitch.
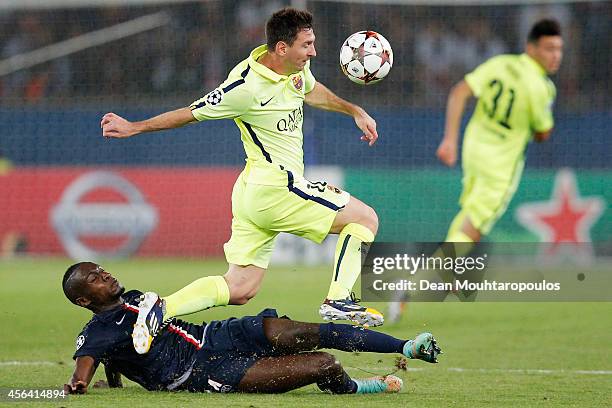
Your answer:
[1,258,611,407]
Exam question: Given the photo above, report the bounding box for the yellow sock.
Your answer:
[327,223,375,300]
[162,275,230,319]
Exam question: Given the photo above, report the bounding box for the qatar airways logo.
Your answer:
[276,106,303,132]
[51,171,158,259]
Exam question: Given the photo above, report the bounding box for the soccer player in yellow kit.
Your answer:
[437,19,562,244]
[101,8,385,339]
[388,19,563,322]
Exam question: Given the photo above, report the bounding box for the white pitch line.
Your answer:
[0,361,57,366]
[2,361,612,375]
[445,367,612,375]
[347,366,612,375]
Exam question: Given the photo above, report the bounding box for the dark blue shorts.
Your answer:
[181,308,280,393]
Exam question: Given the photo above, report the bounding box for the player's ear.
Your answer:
[526,41,537,54]
[75,296,91,308]
[275,41,288,56]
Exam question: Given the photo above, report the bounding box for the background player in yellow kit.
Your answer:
[101,8,385,341]
[388,19,563,322]
[436,19,562,244]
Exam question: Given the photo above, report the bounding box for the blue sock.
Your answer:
[318,371,358,394]
[319,322,406,354]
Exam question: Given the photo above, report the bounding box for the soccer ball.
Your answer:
[340,31,393,85]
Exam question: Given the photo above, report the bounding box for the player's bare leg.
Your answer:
[238,352,402,394]
[389,211,482,323]
[320,196,384,327]
[329,196,379,235]
[237,317,443,393]
[224,264,266,305]
[238,352,357,393]
[447,212,481,243]
[438,213,484,296]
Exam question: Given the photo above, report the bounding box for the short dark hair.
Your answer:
[266,8,313,50]
[528,19,561,43]
[62,262,84,304]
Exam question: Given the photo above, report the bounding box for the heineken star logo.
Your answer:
[515,168,604,257]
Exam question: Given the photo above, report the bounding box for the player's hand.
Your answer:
[101,112,138,139]
[63,380,88,394]
[534,129,552,143]
[93,380,109,389]
[436,139,457,167]
[354,109,378,146]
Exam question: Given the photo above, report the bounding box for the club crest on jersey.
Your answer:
[291,75,303,91]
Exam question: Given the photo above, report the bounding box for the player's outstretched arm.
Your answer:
[101,107,197,139]
[305,82,378,146]
[63,356,97,394]
[437,80,473,167]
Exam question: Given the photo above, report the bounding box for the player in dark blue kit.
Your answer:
[62,262,442,395]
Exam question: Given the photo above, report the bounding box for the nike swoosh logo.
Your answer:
[115,314,126,325]
[260,97,274,106]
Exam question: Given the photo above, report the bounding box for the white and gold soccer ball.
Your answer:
[340,31,393,85]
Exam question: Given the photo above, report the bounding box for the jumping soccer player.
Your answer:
[388,19,563,322]
[62,262,441,395]
[101,8,383,329]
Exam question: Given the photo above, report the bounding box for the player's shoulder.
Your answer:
[541,77,557,100]
[73,317,113,358]
[76,316,97,338]
[481,54,518,68]
[468,54,516,80]
[227,58,252,81]
[74,315,105,353]
[226,59,256,87]
[220,59,257,97]
[523,67,556,98]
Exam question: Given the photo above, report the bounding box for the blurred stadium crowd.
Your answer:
[0,0,609,109]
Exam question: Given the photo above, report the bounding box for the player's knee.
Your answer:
[228,288,258,305]
[230,295,250,305]
[224,267,263,305]
[226,281,259,305]
[366,206,379,235]
[357,205,378,235]
[314,352,342,376]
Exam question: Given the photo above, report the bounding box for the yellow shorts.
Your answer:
[459,158,524,235]
[224,170,351,268]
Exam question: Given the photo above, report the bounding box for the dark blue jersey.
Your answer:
[73,290,206,391]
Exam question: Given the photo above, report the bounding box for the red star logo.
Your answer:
[515,169,604,256]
